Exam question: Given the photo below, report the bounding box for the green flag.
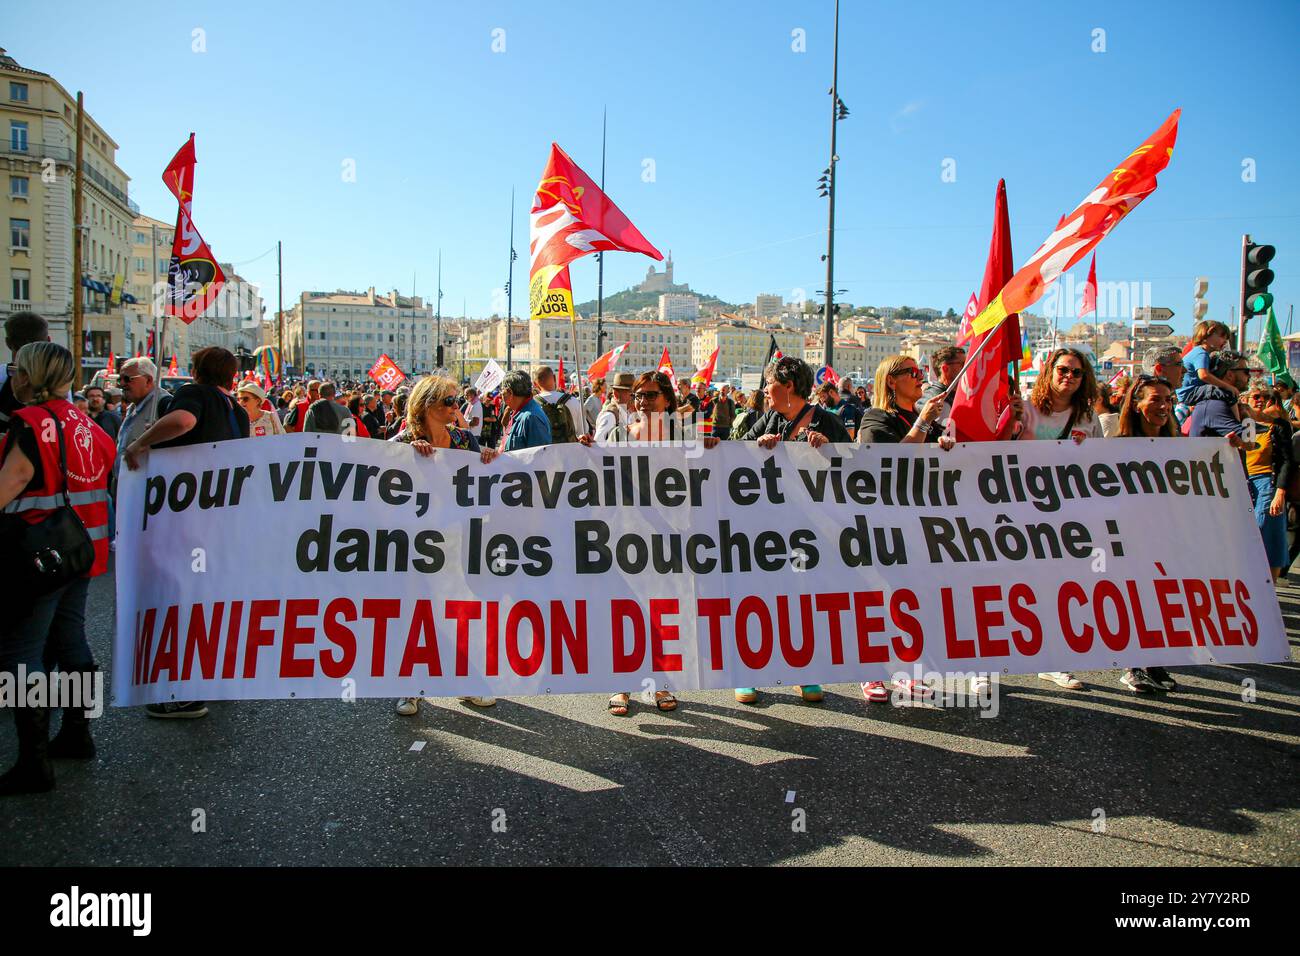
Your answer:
[1257,306,1296,389]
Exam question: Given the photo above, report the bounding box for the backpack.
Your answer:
[539,396,577,444]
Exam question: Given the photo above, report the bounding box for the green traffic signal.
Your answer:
[1247,292,1274,314]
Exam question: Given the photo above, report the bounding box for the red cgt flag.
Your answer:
[657,346,677,389]
[530,143,662,322]
[368,354,406,391]
[557,356,567,392]
[950,179,1019,442]
[162,134,225,324]
[1078,252,1098,318]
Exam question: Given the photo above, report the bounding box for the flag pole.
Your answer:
[596,106,607,359]
[506,187,516,371]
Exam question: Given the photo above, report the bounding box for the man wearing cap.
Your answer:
[582,370,635,445]
[236,381,285,437]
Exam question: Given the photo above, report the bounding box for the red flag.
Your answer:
[530,143,662,322]
[587,342,630,381]
[106,352,116,375]
[971,109,1180,338]
[368,354,406,391]
[557,356,567,392]
[956,293,978,348]
[1078,252,1098,318]
[167,355,179,377]
[162,134,225,324]
[657,346,677,389]
[950,179,1018,442]
[691,347,720,387]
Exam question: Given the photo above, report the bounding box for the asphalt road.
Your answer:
[2,560,1297,867]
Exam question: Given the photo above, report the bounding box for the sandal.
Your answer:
[654,690,678,712]
[607,693,630,716]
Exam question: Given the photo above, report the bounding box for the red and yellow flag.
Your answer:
[162,134,225,324]
[691,346,720,387]
[971,110,1180,339]
[530,143,662,323]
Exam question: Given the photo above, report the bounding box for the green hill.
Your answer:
[575,287,739,315]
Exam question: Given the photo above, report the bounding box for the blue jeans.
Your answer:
[0,576,95,679]
[1248,474,1289,571]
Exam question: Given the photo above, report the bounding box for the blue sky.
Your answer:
[8,0,1299,334]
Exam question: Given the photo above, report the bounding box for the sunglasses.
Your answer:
[1053,366,1085,379]
[633,391,666,402]
[439,395,459,407]
[891,367,923,380]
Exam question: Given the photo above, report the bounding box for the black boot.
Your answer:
[49,702,96,759]
[48,667,98,759]
[0,706,55,796]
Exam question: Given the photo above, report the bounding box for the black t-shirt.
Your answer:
[1,415,44,495]
[0,376,21,437]
[740,404,852,443]
[155,384,249,449]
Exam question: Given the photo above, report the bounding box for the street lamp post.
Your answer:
[820,0,847,372]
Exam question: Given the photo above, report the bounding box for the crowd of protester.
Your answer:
[1,309,1296,794]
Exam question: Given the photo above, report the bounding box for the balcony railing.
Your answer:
[1,142,134,211]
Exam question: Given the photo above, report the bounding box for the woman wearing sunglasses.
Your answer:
[1020,347,1103,444]
[850,355,956,704]
[235,382,285,438]
[620,370,681,444]
[858,354,949,445]
[1015,347,1102,691]
[388,375,495,716]
[603,370,683,715]
[730,357,850,707]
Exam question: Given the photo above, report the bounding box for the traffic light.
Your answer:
[1193,277,1208,321]
[1242,240,1275,317]
[436,344,444,368]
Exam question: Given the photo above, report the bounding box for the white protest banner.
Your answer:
[474,359,505,395]
[113,435,1286,705]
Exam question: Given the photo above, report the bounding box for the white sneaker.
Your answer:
[1038,671,1084,690]
[395,697,419,716]
[459,696,497,708]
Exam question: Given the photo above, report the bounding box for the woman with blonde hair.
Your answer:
[858,354,948,444]
[388,376,494,715]
[0,342,116,793]
[389,375,479,455]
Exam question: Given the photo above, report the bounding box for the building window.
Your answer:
[10,218,30,249]
[9,82,27,103]
[135,231,146,244]
[9,175,28,199]
[134,257,145,272]
[10,121,28,152]
[12,269,30,301]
